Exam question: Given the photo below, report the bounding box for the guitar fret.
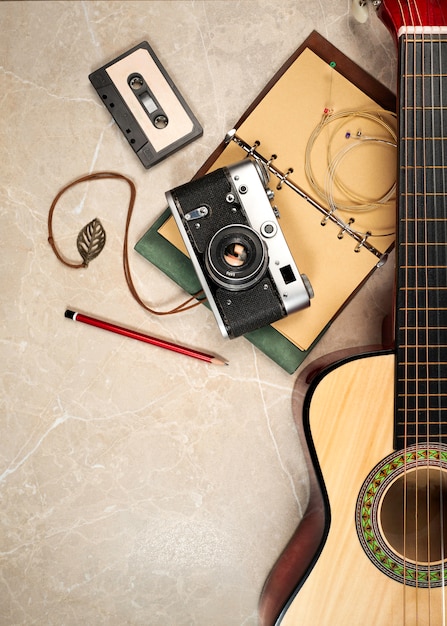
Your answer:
[402,165,447,169]
[405,74,447,78]
[400,326,447,329]
[400,192,447,196]
[398,376,447,380]
[397,420,447,425]
[398,394,447,398]
[402,136,447,140]
[399,343,447,351]
[400,241,447,244]
[396,420,447,426]
[396,434,447,437]
[398,408,447,411]
[403,106,447,111]
[404,37,447,43]
[399,361,447,366]
[396,422,447,429]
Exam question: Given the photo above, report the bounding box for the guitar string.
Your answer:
[433,21,447,624]
[422,21,447,625]
[399,2,410,621]
[413,0,423,617]
[417,15,447,624]
[434,25,445,621]
[412,3,419,618]
[425,21,447,626]
[411,1,430,617]
[424,14,442,617]
[304,108,397,234]
[418,1,431,609]
[413,0,424,604]
[439,23,447,624]
[429,14,437,612]
[414,4,446,623]
[399,0,419,620]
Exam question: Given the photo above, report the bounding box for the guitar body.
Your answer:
[275,350,447,625]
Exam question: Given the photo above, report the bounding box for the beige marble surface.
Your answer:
[0,2,397,625]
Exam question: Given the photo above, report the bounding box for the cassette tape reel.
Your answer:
[89,41,203,169]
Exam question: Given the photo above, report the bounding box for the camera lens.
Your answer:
[205,225,268,291]
[223,242,248,267]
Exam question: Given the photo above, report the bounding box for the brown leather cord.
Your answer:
[47,171,204,315]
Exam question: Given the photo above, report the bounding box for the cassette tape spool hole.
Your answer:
[128,74,168,129]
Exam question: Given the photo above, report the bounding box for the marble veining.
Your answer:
[0,2,396,624]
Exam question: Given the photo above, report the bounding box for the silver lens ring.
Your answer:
[205,225,268,291]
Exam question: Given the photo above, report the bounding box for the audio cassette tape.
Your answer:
[89,41,203,168]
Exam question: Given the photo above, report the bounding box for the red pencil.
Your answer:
[65,310,228,366]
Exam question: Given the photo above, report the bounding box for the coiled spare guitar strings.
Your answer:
[304,108,397,237]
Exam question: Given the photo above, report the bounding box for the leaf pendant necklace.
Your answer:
[76,218,106,267]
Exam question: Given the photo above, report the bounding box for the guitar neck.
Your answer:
[394,27,447,448]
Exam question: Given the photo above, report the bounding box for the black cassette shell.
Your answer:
[89,41,203,169]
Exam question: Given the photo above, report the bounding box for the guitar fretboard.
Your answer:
[395,32,447,448]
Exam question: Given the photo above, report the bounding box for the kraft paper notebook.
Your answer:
[135,31,396,373]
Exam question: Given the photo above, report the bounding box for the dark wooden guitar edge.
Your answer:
[258,343,389,626]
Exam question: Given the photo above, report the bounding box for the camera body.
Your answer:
[166,159,313,338]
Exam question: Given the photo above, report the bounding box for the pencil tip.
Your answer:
[212,357,229,366]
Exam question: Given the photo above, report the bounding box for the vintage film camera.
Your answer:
[166,159,313,338]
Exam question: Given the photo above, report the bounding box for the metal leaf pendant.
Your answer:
[76,218,106,267]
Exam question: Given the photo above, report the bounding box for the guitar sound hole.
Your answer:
[380,467,447,564]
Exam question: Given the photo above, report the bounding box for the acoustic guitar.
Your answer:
[259,1,447,624]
